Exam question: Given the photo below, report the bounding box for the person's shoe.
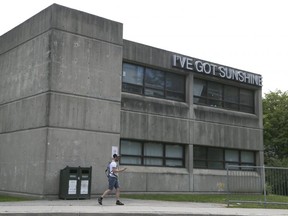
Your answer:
[116,200,124,205]
[98,197,103,205]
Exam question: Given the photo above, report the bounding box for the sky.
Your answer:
[0,0,287,96]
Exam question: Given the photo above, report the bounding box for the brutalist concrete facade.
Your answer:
[121,40,263,192]
[0,4,122,197]
[0,4,263,197]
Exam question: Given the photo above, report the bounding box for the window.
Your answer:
[122,63,185,102]
[207,82,223,107]
[224,86,238,110]
[122,63,144,94]
[144,68,165,98]
[208,148,224,169]
[120,140,142,165]
[225,149,239,169]
[120,139,185,167]
[193,145,256,170]
[193,78,254,113]
[241,151,255,166]
[239,89,254,113]
[144,142,163,166]
[193,79,207,105]
[166,73,186,101]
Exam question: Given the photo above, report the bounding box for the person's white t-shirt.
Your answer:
[109,160,118,177]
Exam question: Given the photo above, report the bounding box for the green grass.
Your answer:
[0,195,32,202]
[122,194,227,203]
[1,193,288,209]
[121,193,288,209]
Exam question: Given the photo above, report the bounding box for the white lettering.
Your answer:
[172,54,262,86]
[244,72,251,84]
[258,76,263,86]
[179,57,186,68]
[233,70,239,81]
[211,64,217,75]
[203,62,211,74]
[238,71,245,82]
[218,66,226,78]
[172,55,193,71]
[227,68,233,79]
[172,55,178,67]
[186,58,193,70]
[195,60,203,72]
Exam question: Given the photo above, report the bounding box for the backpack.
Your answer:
[105,162,111,177]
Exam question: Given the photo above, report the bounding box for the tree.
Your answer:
[263,90,288,166]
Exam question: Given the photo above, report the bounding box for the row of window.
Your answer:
[193,78,254,113]
[193,145,256,170]
[120,139,185,167]
[122,63,185,101]
[119,139,256,170]
[122,63,255,114]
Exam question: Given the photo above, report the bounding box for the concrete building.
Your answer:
[0,4,263,198]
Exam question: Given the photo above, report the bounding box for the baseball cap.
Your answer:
[113,154,120,158]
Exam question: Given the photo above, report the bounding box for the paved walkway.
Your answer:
[1,197,288,215]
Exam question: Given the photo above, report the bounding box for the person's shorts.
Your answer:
[108,176,119,190]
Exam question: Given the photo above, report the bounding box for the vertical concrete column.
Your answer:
[44,5,123,195]
[188,144,194,191]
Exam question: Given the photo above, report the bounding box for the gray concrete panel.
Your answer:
[147,115,189,143]
[0,32,50,103]
[0,94,48,133]
[193,169,227,192]
[50,4,123,45]
[44,128,120,195]
[51,30,122,101]
[119,172,147,191]
[121,110,189,143]
[0,129,47,194]
[0,4,122,54]
[119,166,189,192]
[147,173,189,192]
[0,7,52,54]
[121,93,189,118]
[193,121,262,150]
[120,111,148,140]
[193,174,227,192]
[123,40,179,70]
[49,93,120,133]
[193,105,260,128]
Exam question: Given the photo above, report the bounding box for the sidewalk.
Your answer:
[1,197,288,215]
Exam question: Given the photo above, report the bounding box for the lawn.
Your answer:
[1,193,288,209]
[121,193,288,209]
[0,195,32,202]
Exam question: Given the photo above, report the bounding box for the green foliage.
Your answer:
[263,90,288,165]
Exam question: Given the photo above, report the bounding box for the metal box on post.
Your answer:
[59,166,92,199]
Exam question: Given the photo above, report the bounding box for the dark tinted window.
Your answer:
[193,78,254,114]
[122,63,185,102]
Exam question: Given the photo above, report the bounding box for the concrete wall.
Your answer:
[46,23,123,195]
[0,21,51,195]
[0,4,123,197]
[121,40,263,192]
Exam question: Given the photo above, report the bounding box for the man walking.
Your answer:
[98,154,127,205]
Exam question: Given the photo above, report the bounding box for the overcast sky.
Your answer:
[1,0,287,96]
